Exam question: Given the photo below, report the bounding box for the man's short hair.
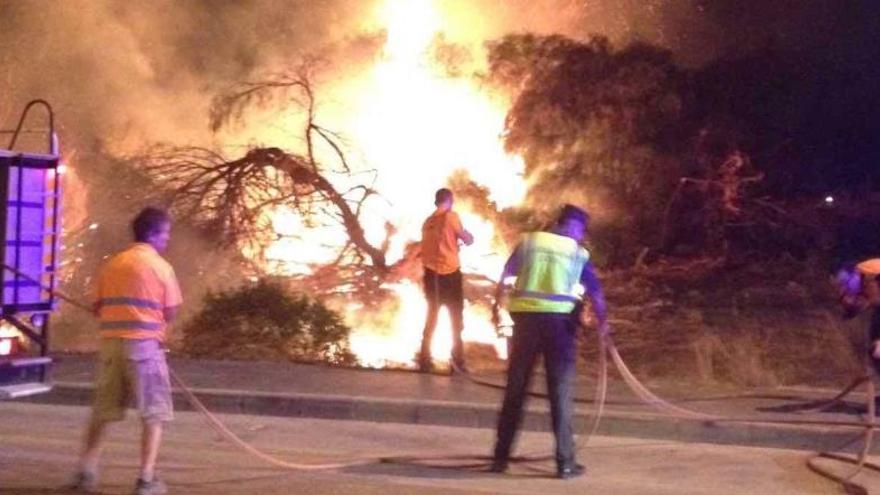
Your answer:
[557,204,589,227]
[132,207,170,242]
[434,188,453,206]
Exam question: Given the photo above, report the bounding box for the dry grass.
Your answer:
[581,257,867,388]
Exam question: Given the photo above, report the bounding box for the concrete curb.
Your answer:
[22,381,878,454]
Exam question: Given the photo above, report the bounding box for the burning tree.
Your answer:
[137,13,522,367]
[144,64,396,295]
[485,34,805,262]
[486,34,690,261]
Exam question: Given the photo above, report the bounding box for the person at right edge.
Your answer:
[490,204,609,479]
[837,258,880,376]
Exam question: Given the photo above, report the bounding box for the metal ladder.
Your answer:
[0,100,62,399]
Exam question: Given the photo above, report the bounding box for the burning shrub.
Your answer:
[181,278,356,365]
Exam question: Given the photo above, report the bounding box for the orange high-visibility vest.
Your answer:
[94,243,182,341]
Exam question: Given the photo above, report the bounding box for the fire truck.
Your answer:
[0,100,63,399]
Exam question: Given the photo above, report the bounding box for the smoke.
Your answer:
[0,0,383,153]
[0,0,385,350]
[1,0,868,236]
[0,0,869,142]
[438,0,877,69]
[3,0,865,153]
[0,0,861,237]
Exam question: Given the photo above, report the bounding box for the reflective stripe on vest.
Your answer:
[508,232,589,314]
[100,321,163,331]
[98,296,164,334]
[99,297,163,310]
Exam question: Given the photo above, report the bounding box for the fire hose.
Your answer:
[461,330,879,493]
[5,264,880,492]
[3,266,376,471]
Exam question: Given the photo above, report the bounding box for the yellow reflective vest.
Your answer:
[508,232,590,314]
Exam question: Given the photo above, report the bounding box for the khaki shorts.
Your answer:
[92,339,173,423]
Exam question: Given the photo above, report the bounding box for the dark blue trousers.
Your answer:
[493,312,577,467]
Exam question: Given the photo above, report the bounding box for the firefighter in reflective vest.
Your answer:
[837,258,880,374]
[490,204,608,479]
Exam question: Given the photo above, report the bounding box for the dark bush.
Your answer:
[181,278,356,365]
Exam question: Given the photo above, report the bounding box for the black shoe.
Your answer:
[133,477,167,495]
[417,358,434,373]
[489,459,508,473]
[67,471,98,492]
[450,360,469,374]
[557,463,585,479]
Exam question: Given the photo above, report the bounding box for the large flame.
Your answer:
[265,0,524,367]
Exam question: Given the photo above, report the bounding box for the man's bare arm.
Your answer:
[458,229,474,246]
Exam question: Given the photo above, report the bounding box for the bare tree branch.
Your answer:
[142,61,395,296]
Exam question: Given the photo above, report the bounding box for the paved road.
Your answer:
[35,353,880,454]
[1,402,874,494]
[50,352,856,414]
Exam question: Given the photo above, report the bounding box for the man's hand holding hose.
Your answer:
[579,261,610,338]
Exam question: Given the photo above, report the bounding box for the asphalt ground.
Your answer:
[3,402,876,494]
[20,353,880,454]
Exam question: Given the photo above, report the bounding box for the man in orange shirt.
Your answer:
[418,188,473,373]
[70,207,182,495]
